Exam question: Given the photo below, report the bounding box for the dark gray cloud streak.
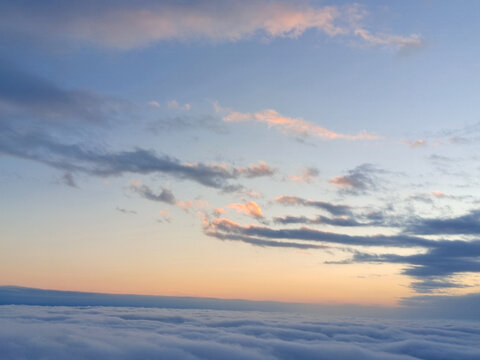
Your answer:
[59,172,78,188]
[0,119,274,191]
[273,211,394,228]
[274,215,365,227]
[342,239,480,292]
[131,184,176,204]
[218,192,480,293]
[350,240,480,278]
[148,115,228,134]
[205,213,480,292]
[116,207,137,215]
[329,163,384,195]
[206,231,326,250]
[274,196,352,216]
[406,209,480,235]
[207,219,432,249]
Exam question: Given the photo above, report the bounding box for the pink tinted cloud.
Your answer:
[236,161,276,178]
[275,195,303,205]
[403,139,427,148]
[289,168,320,183]
[158,210,172,223]
[167,100,191,110]
[2,2,422,49]
[222,107,379,141]
[432,191,446,198]
[177,200,194,211]
[227,201,264,219]
[329,176,356,188]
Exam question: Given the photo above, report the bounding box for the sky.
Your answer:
[2,0,480,310]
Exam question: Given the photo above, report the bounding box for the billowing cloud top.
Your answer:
[0,302,479,359]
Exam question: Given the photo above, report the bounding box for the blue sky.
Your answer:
[2,0,480,308]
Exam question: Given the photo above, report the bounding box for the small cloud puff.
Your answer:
[148,100,161,108]
[288,167,320,183]
[227,201,264,219]
[167,100,191,111]
[402,139,427,148]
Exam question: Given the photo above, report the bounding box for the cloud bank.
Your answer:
[0,304,479,360]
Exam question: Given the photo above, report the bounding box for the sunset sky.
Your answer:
[2,0,480,308]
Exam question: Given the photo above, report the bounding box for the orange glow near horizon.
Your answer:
[0,244,411,307]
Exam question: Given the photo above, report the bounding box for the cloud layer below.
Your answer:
[1,304,479,360]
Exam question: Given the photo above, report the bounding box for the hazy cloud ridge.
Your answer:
[0,64,123,123]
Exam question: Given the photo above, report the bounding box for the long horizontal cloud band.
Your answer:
[220,105,380,141]
[204,215,480,292]
[0,120,274,190]
[205,218,432,248]
[0,1,422,50]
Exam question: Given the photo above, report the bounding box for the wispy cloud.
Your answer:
[0,119,276,191]
[0,63,123,124]
[353,28,423,50]
[235,161,276,178]
[158,210,172,223]
[274,196,352,216]
[167,100,191,111]
[204,217,430,249]
[274,214,364,227]
[288,167,319,183]
[58,172,78,188]
[329,164,383,195]
[0,1,423,50]
[147,100,161,108]
[130,183,176,205]
[402,139,427,148]
[220,106,379,141]
[409,278,469,294]
[116,207,137,215]
[148,114,227,134]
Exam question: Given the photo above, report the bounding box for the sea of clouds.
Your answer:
[1,305,479,360]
